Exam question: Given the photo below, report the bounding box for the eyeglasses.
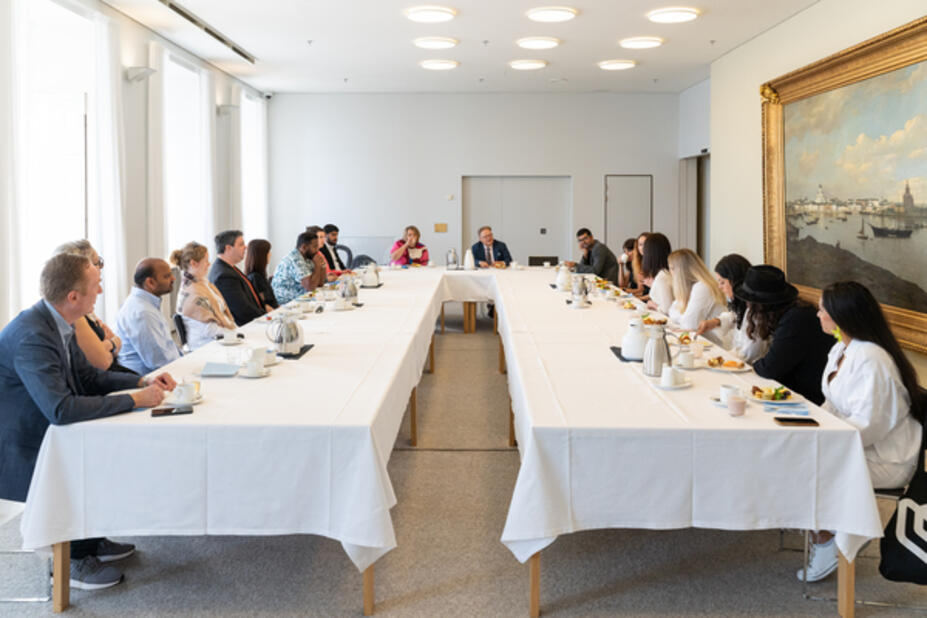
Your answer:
[94,256,104,269]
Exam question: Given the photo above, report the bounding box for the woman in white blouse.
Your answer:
[666,249,726,333]
[641,232,674,314]
[799,281,924,583]
[696,254,771,363]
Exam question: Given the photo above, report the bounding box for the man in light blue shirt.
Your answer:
[115,258,181,375]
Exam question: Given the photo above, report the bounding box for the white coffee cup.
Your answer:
[692,343,703,359]
[221,330,237,342]
[677,347,694,369]
[174,381,198,404]
[543,261,551,268]
[660,363,677,387]
[727,395,747,417]
[243,359,264,377]
[248,346,267,366]
[510,260,519,269]
[720,384,740,404]
[620,253,629,264]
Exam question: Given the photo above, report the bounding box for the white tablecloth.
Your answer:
[20,266,883,573]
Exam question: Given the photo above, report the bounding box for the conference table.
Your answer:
[19,267,882,615]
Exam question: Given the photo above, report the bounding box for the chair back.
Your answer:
[528,256,558,266]
[172,314,188,346]
[351,254,377,269]
[335,244,353,270]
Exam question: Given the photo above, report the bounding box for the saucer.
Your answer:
[655,379,692,391]
[219,339,243,346]
[263,355,283,367]
[239,368,270,379]
[164,393,204,406]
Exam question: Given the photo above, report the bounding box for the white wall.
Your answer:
[710,0,927,373]
[268,93,680,266]
[678,78,710,158]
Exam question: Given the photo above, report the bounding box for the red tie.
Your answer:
[233,264,263,307]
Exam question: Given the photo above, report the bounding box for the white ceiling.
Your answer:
[104,0,819,94]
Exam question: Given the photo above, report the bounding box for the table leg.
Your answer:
[464,302,476,333]
[428,336,435,374]
[52,541,70,613]
[837,551,855,618]
[409,387,418,446]
[363,564,375,615]
[508,401,516,447]
[529,552,540,618]
[440,303,445,334]
[498,339,506,374]
[494,309,498,334]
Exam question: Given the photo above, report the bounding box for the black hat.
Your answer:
[733,265,798,304]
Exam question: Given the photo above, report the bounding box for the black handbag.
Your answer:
[879,409,927,584]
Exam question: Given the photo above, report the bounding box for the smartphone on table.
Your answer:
[151,406,193,418]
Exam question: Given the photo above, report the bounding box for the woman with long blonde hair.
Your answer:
[171,241,237,350]
[667,248,726,332]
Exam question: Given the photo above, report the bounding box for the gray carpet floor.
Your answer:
[1,304,924,616]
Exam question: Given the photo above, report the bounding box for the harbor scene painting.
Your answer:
[784,59,927,313]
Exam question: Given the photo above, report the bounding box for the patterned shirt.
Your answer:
[272,248,314,305]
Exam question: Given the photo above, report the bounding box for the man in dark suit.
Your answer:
[0,253,175,589]
[565,228,619,285]
[471,226,513,267]
[320,224,347,271]
[209,229,267,325]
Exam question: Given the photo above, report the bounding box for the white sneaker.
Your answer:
[796,538,838,582]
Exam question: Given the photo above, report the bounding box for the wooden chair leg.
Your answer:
[53,541,70,613]
[508,401,516,447]
[363,564,375,615]
[837,551,855,618]
[428,336,435,373]
[498,339,506,374]
[494,308,498,334]
[409,387,418,447]
[529,552,540,618]
[440,303,445,334]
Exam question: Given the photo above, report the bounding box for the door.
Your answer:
[462,176,571,264]
[605,175,652,254]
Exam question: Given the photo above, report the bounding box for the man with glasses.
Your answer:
[565,228,619,284]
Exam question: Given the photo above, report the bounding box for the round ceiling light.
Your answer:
[526,7,578,23]
[620,36,664,49]
[598,59,636,71]
[419,59,459,70]
[509,59,548,71]
[404,6,458,23]
[413,36,459,49]
[516,36,561,50]
[647,7,701,23]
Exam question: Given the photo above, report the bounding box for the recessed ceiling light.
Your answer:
[598,59,636,71]
[516,36,561,50]
[647,7,700,24]
[419,59,459,70]
[526,7,578,23]
[509,59,548,71]
[404,6,458,23]
[620,36,664,49]
[413,36,459,50]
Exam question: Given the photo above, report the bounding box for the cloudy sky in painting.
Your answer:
[784,61,927,204]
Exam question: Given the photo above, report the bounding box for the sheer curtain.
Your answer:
[0,0,23,325]
[238,87,269,240]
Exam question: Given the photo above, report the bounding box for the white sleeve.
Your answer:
[672,282,717,331]
[838,356,908,448]
[650,272,674,314]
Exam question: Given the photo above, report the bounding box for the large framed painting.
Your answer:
[761,16,927,353]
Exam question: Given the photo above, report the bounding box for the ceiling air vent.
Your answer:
[157,0,256,64]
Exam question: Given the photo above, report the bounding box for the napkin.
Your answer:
[763,404,809,416]
[199,362,240,377]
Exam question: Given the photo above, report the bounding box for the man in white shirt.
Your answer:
[115,258,182,375]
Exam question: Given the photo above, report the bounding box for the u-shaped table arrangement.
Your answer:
[21,267,881,616]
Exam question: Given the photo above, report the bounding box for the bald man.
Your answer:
[115,258,182,375]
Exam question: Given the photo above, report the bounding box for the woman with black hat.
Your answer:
[736,265,834,405]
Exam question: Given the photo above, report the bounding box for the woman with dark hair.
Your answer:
[641,232,674,313]
[736,265,833,405]
[696,254,770,362]
[244,239,278,310]
[617,237,638,289]
[626,232,650,296]
[798,281,923,583]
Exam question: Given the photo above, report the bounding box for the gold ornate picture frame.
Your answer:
[761,16,927,353]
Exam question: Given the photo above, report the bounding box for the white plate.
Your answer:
[749,390,805,405]
[218,339,243,346]
[707,364,752,374]
[332,305,355,312]
[164,393,204,406]
[654,379,693,391]
[673,361,706,371]
[239,368,271,379]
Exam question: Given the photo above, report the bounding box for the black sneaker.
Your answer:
[95,538,136,563]
[68,556,124,590]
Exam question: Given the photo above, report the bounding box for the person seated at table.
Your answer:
[0,253,174,590]
[54,240,135,374]
[564,228,618,284]
[115,258,182,375]
[209,229,267,325]
[171,242,237,350]
[617,237,637,289]
[320,224,348,272]
[798,281,924,582]
[625,232,650,296]
[244,239,278,310]
[307,225,340,282]
[272,230,327,304]
[390,225,429,266]
[641,232,674,313]
[471,226,512,268]
[695,254,770,363]
[666,249,726,332]
[735,265,833,404]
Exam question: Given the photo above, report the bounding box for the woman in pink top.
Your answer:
[389,225,429,266]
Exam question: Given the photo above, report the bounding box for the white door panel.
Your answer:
[605,175,652,254]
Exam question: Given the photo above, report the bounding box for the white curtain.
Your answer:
[146,41,167,257]
[0,0,23,325]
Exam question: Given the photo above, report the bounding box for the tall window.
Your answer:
[240,92,268,240]
[16,0,95,306]
[162,54,212,254]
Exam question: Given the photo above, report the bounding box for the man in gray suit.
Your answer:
[0,253,175,590]
[565,228,620,284]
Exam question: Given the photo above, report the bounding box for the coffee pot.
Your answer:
[556,264,572,291]
[621,318,648,360]
[463,248,475,270]
[265,313,304,355]
[446,248,459,270]
[643,325,673,377]
[571,276,589,308]
[338,276,358,304]
[361,264,380,287]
